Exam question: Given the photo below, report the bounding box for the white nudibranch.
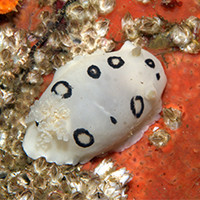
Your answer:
[22,41,167,165]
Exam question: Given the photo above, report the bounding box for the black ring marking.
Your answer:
[145,58,155,68]
[107,56,125,69]
[51,81,72,99]
[73,128,94,148]
[130,96,144,118]
[156,73,160,80]
[110,116,117,124]
[87,65,101,79]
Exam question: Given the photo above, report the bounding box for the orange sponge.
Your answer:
[0,0,18,14]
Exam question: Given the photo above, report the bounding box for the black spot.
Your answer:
[51,81,72,99]
[145,58,155,68]
[156,73,160,80]
[35,121,39,127]
[87,65,101,79]
[110,116,117,124]
[130,96,144,118]
[73,128,94,148]
[107,56,125,69]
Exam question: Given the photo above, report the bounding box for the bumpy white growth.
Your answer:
[93,159,132,199]
[23,41,167,165]
[27,94,71,146]
[61,159,133,199]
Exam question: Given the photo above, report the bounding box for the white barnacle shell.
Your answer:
[22,41,167,165]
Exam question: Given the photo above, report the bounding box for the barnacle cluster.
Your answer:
[148,107,182,147]
[122,13,200,53]
[31,0,115,75]
[0,24,38,147]
[0,0,133,199]
[2,158,132,200]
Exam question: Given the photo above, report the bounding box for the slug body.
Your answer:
[22,41,167,165]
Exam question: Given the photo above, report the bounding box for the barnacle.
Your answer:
[86,4,99,21]
[67,3,86,23]
[91,0,116,15]
[96,37,115,52]
[0,89,15,105]
[149,129,171,147]
[182,39,200,54]
[95,19,110,37]
[163,107,182,130]
[80,25,97,38]
[170,24,192,46]
[32,23,47,38]
[94,159,132,199]
[137,17,163,35]
[185,16,200,34]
